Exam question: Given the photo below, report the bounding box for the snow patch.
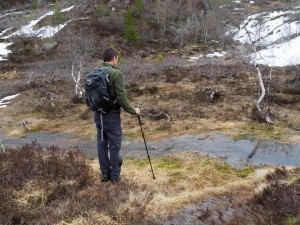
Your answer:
[189,51,227,61]
[232,7,300,67]
[2,5,76,39]
[253,36,300,67]
[0,42,13,61]
[234,10,300,46]
[0,27,13,37]
[207,51,227,57]
[0,94,20,108]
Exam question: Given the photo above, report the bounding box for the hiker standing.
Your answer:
[93,48,141,183]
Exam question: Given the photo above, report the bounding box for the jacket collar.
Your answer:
[102,62,116,69]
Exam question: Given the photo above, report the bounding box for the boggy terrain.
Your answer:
[1,0,300,224]
[1,54,300,224]
[1,143,300,225]
[1,54,300,143]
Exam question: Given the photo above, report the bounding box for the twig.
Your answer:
[22,121,29,131]
[71,64,85,95]
[136,101,171,128]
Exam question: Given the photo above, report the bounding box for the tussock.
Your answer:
[0,142,152,224]
[1,144,299,224]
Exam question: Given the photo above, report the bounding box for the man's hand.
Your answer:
[135,107,141,116]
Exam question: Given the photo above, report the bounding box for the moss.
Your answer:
[30,122,47,132]
[155,53,164,61]
[237,167,255,178]
[283,215,300,225]
[156,157,182,170]
[136,159,149,167]
[215,162,232,174]
[125,158,149,167]
[238,122,284,140]
[169,171,183,179]
[202,158,212,166]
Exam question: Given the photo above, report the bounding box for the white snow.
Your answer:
[232,7,300,67]
[253,36,300,67]
[234,10,300,46]
[2,5,75,39]
[207,51,227,57]
[0,42,13,61]
[0,28,13,37]
[0,11,25,19]
[189,52,227,61]
[0,94,20,108]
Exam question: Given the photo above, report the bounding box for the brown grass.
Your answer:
[1,143,299,224]
[0,142,153,225]
[0,70,24,80]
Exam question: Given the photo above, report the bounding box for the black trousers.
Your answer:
[94,111,122,181]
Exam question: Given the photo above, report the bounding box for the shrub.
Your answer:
[124,7,139,42]
[0,142,153,224]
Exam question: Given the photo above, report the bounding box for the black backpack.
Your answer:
[85,67,118,113]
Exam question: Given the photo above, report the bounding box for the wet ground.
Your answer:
[1,131,300,168]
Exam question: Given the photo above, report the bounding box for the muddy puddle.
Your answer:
[1,131,300,168]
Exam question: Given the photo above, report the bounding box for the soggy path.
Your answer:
[1,131,300,168]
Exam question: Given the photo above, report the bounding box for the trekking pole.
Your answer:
[137,115,155,179]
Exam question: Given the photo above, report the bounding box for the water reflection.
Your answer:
[1,132,299,168]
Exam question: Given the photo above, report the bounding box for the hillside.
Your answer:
[0,0,299,141]
[0,0,300,224]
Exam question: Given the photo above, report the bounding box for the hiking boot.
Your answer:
[101,174,110,182]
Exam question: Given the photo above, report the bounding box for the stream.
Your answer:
[1,131,300,168]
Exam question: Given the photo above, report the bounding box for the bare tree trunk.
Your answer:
[71,61,85,98]
[255,64,265,113]
[253,45,274,124]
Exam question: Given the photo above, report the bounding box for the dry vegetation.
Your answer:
[0,143,299,224]
[1,0,299,143]
[1,1,300,224]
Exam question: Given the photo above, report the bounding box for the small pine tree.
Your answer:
[32,0,40,9]
[98,0,109,16]
[52,1,64,26]
[124,7,139,43]
[134,0,145,11]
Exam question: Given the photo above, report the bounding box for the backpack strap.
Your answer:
[104,67,117,100]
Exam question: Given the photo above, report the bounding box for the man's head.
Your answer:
[103,48,118,66]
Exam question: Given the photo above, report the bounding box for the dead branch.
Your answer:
[22,121,29,131]
[209,88,221,101]
[71,62,85,97]
[27,72,35,86]
[245,26,274,124]
[43,74,55,84]
[136,101,171,128]
[36,92,58,108]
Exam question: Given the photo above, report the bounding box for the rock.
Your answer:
[42,41,58,51]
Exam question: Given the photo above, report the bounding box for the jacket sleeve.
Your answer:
[112,70,136,115]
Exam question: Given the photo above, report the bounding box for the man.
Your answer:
[94,48,141,184]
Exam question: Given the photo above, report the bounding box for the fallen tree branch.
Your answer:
[22,121,29,131]
[136,101,171,128]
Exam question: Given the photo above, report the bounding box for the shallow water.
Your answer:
[1,131,300,168]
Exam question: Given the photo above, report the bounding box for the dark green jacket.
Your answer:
[101,63,136,115]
